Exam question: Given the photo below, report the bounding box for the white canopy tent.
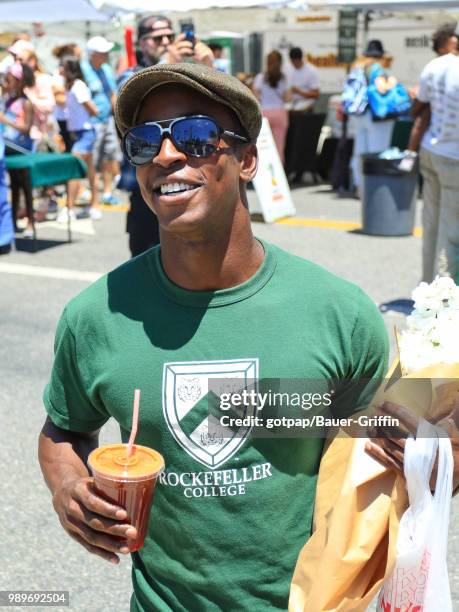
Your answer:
[326,0,459,10]
[96,0,302,13]
[0,0,109,22]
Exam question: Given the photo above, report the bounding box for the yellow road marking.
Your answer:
[56,199,130,213]
[275,217,361,231]
[97,203,130,212]
[88,205,424,237]
[276,216,423,237]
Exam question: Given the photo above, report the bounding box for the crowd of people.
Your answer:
[0,32,122,242]
[0,25,323,256]
[252,47,320,166]
[340,22,459,282]
[0,17,458,285]
[0,16,221,256]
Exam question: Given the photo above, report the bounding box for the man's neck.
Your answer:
[90,60,103,71]
[141,54,159,68]
[159,223,264,292]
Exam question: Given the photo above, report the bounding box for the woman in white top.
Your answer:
[253,50,291,164]
[60,55,99,221]
[52,44,82,153]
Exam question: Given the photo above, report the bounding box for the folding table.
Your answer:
[5,151,87,250]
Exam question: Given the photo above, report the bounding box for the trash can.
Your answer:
[361,152,418,236]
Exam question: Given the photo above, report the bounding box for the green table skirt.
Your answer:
[5,153,87,188]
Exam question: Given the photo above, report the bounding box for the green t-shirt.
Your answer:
[43,240,388,612]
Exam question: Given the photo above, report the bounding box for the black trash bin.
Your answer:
[361,153,418,236]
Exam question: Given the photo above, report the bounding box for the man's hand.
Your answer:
[365,401,459,494]
[193,40,214,68]
[164,33,194,63]
[52,476,137,564]
[374,75,397,95]
[165,34,214,67]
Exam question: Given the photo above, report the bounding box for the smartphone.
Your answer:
[180,20,195,47]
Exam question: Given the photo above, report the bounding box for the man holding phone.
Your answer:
[136,15,213,69]
[119,14,214,257]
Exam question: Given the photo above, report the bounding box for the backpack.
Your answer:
[367,82,412,121]
[341,67,368,115]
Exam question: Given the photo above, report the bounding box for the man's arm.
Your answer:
[412,99,429,119]
[38,417,136,563]
[407,106,431,152]
[290,86,320,100]
[406,67,431,151]
[290,66,320,101]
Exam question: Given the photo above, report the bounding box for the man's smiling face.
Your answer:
[134,84,254,238]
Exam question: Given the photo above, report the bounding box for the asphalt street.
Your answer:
[0,184,457,611]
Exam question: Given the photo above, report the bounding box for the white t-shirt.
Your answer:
[285,62,320,111]
[253,73,288,109]
[65,79,92,132]
[418,53,459,160]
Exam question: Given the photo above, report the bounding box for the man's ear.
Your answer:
[239,144,258,184]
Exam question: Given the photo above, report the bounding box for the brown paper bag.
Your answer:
[289,360,459,611]
[289,435,407,612]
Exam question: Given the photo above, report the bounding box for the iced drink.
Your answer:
[88,444,164,552]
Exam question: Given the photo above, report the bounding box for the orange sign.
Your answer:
[306,53,394,69]
[296,15,332,23]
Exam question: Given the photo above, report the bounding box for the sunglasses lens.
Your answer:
[173,117,220,157]
[125,124,162,165]
[152,34,174,44]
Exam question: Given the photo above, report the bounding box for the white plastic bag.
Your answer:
[377,418,453,612]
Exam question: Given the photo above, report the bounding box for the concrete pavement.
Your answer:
[0,184,457,611]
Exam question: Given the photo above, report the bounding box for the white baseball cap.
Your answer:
[86,36,114,54]
[8,39,35,56]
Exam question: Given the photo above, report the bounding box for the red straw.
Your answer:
[127,389,141,456]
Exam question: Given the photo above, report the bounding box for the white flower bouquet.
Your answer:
[399,276,459,374]
[386,276,459,425]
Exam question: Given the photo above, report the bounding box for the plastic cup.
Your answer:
[88,443,165,552]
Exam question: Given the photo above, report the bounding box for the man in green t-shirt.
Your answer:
[39,64,389,611]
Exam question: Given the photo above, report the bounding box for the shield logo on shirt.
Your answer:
[163,359,259,469]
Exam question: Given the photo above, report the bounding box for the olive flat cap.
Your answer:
[115,63,262,142]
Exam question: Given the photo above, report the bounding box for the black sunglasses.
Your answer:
[122,115,249,167]
[142,33,175,45]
